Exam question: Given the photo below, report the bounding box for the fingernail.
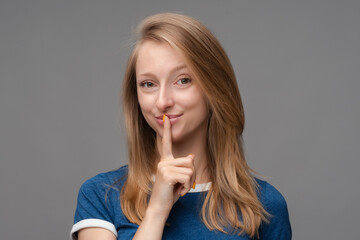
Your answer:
[188,153,195,158]
[192,182,196,189]
[163,114,165,122]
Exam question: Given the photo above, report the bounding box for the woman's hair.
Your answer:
[121,12,269,237]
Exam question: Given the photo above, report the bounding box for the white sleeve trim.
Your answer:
[70,219,117,240]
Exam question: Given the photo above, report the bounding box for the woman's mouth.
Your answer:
[156,114,183,125]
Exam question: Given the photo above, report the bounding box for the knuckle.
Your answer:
[157,163,167,174]
[157,161,164,170]
[163,173,172,182]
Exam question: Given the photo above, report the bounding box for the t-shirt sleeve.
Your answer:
[70,174,118,240]
[258,181,292,240]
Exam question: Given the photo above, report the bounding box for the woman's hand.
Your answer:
[133,115,196,240]
[148,115,196,215]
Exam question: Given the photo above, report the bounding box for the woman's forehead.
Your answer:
[135,40,191,74]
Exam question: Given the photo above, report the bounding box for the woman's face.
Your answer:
[136,40,209,143]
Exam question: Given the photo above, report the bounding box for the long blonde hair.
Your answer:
[121,13,268,237]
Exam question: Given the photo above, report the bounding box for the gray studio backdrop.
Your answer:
[1,0,359,239]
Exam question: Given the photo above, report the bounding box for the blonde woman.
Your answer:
[71,13,291,240]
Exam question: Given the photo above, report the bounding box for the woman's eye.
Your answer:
[139,81,155,88]
[176,78,192,86]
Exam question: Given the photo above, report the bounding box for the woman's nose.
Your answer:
[156,86,174,111]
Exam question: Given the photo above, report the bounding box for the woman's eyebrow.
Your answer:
[171,65,188,74]
[137,65,189,78]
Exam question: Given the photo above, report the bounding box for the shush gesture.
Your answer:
[147,115,196,216]
[73,13,292,240]
[133,115,196,239]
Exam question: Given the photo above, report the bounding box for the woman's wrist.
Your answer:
[133,206,169,240]
[144,204,170,223]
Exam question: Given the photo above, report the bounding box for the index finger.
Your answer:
[162,115,173,159]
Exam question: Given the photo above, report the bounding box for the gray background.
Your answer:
[1,0,359,239]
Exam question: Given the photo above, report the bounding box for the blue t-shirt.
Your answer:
[71,166,291,239]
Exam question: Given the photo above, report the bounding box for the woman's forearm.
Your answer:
[132,207,169,240]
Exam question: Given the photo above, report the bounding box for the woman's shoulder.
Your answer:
[255,178,288,212]
[255,179,292,239]
[79,165,129,192]
[72,166,129,239]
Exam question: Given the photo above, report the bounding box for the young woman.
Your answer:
[71,13,291,240]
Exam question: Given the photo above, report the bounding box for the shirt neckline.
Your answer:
[151,175,211,193]
[189,182,211,193]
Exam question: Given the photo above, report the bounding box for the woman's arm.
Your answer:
[133,116,196,240]
[78,227,116,240]
[75,117,195,240]
[132,208,168,240]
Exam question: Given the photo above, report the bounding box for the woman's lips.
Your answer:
[156,114,183,125]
